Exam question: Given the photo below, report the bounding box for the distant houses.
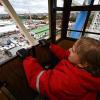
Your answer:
[0,13,48,20]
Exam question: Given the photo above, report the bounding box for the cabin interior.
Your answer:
[0,0,100,100]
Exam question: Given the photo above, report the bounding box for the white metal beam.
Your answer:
[0,0,38,46]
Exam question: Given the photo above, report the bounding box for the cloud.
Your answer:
[0,0,99,14]
[0,0,48,14]
[10,0,48,13]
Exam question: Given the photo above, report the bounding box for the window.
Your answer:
[9,0,50,41]
[0,0,49,64]
[67,11,80,38]
[71,0,90,6]
[56,11,63,40]
[93,0,100,5]
[86,11,100,34]
[57,0,63,7]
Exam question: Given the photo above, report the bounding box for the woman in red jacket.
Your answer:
[17,37,100,100]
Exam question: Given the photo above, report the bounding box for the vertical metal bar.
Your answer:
[61,0,72,39]
[48,0,56,43]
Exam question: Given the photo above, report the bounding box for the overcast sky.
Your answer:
[0,0,99,14]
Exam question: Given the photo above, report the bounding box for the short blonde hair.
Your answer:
[76,37,100,77]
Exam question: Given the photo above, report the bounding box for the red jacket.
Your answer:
[23,44,100,100]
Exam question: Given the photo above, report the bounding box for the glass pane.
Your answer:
[68,11,78,30]
[56,11,62,31]
[94,0,100,5]
[85,33,100,40]
[9,0,50,41]
[0,0,49,63]
[56,30,61,40]
[72,0,84,6]
[67,11,83,39]
[67,30,82,39]
[85,11,100,34]
[57,0,64,7]
[57,0,99,7]
[72,0,94,6]
[56,11,63,40]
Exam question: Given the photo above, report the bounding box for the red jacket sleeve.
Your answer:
[23,57,81,99]
[23,56,61,99]
[50,44,70,60]
[23,56,43,90]
[23,56,67,99]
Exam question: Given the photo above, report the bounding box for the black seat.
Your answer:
[97,93,100,100]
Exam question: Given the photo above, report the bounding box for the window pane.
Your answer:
[85,33,100,40]
[72,0,88,6]
[93,0,100,5]
[72,0,83,6]
[85,11,100,34]
[72,0,95,6]
[9,0,50,41]
[67,11,82,39]
[57,0,91,7]
[57,0,63,7]
[56,11,63,40]
[68,11,78,30]
[0,0,49,63]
